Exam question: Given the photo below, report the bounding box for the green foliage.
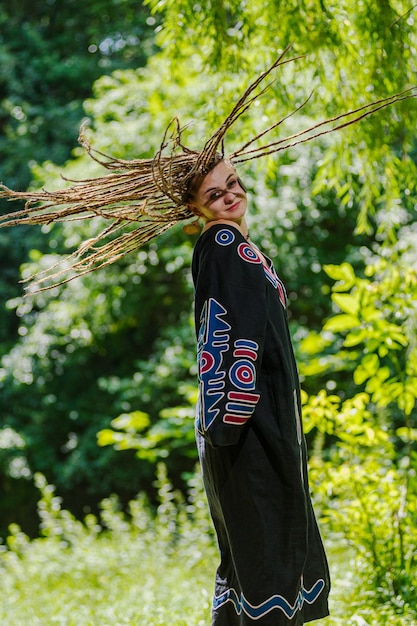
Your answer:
[147,0,415,74]
[0,1,157,190]
[320,255,416,415]
[0,468,216,625]
[300,246,417,615]
[306,393,417,617]
[148,0,417,240]
[1,469,416,625]
[0,228,198,534]
[0,0,159,428]
[97,385,198,462]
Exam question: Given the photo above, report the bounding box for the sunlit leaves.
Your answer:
[331,293,360,316]
[1,468,218,624]
[319,258,417,415]
[323,262,356,291]
[323,313,360,332]
[300,231,417,609]
[97,386,198,462]
[300,388,341,434]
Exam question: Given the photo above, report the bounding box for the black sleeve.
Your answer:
[192,224,267,447]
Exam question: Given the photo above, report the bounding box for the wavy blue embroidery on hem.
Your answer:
[213,579,325,620]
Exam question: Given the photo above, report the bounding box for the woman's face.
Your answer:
[189,160,247,226]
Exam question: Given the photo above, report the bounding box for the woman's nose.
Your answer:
[223,191,236,203]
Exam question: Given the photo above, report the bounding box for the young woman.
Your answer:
[187,158,330,625]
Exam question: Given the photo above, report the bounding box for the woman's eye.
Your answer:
[228,179,237,188]
[209,191,222,200]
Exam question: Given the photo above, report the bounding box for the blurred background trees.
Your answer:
[0,0,158,371]
[0,0,159,531]
[1,6,416,611]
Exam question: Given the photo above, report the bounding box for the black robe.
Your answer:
[191,224,330,625]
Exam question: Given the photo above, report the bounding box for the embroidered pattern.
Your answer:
[213,579,326,620]
[197,298,260,433]
[224,391,260,425]
[229,359,256,389]
[237,242,262,264]
[224,338,259,425]
[197,298,230,432]
[215,228,235,246]
[263,263,287,309]
[237,240,287,309]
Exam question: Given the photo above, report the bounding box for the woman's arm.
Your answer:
[193,224,267,446]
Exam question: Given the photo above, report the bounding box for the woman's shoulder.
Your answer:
[197,221,246,249]
[192,221,265,284]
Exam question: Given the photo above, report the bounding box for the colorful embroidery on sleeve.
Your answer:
[237,242,262,264]
[197,298,260,434]
[197,298,230,432]
[215,228,236,246]
[224,338,260,425]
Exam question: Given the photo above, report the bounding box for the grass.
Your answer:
[1,533,213,625]
[0,470,415,626]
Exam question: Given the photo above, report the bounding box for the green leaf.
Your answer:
[111,411,151,432]
[300,331,332,355]
[344,328,368,347]
[398,392,417,416]
[97,429,122,447]
[396,427,417,442]
[324,314,360,332]
[323,263,356,290]
[353,353,380,385]
[332,293,360,316]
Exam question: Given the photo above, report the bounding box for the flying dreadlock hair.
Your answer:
[0,45,416,292]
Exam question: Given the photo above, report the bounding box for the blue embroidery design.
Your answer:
[197,298,230,432]
[263,263,287,309]
[196,299,260,432]
[213,579,325,620]
[215,228,235,246]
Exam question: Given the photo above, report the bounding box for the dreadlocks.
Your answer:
[1,45,415,291]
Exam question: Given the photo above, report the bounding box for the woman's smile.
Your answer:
[188,160,248,227]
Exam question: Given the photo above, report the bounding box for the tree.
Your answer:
[0,0,158,535]
[0,1,157,189]
[0,0,158,361]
